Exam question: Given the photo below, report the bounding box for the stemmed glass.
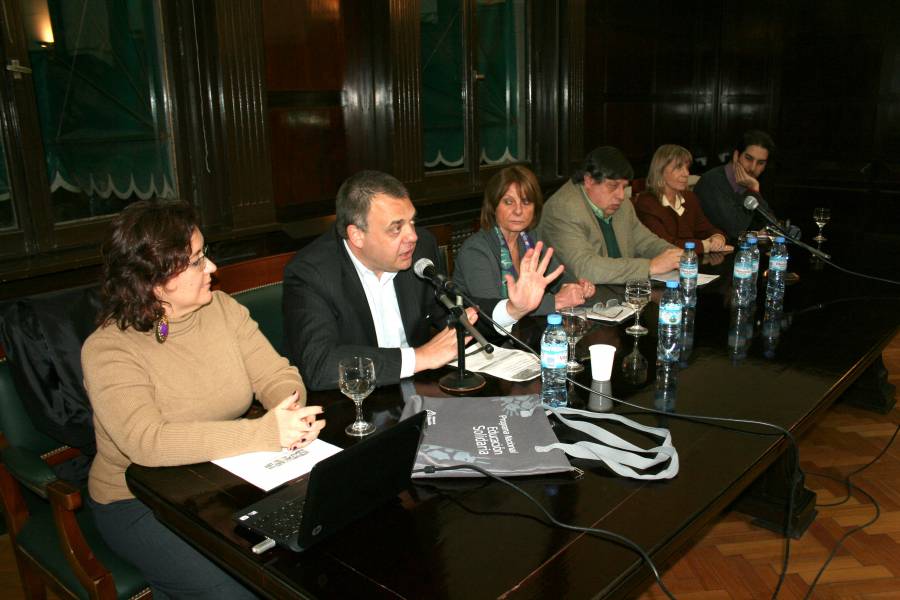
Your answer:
[624,279,652,336]
[339,356,376,437]
[813,207,830,242]
[560,307,590,373]
[621,335,648,385]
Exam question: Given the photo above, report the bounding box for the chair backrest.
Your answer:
[232,284,284,352]
[630,177,646,196]
[688,174,700,190]
[213,252,295,353]
[0,358,64,457]
[0,286,101,459]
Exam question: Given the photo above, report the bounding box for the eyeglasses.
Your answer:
[592,298,620,312]
[188,245,209,271]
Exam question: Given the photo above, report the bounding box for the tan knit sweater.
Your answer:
[83,291,305,504]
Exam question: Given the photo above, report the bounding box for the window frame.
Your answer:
[0,0,179,262]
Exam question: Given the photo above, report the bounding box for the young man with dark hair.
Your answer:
[694,130,778,242]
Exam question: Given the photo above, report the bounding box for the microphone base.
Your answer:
[439,371,486,395]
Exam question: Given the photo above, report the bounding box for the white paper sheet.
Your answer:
[651,271,719,285]
[212,439,343,491]
[587,305,635,323]
[449,345,541,382]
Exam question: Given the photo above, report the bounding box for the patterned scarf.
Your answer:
[494,226,534,298]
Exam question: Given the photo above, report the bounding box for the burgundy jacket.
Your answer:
[633,190,725,254]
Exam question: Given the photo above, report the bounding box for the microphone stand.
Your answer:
[765,220,832,261]
[434,290,492,394]
[746,197,832,261]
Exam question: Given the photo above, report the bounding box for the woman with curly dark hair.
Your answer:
[83,200,323,598]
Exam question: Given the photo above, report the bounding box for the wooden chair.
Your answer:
[630,177,646,196]
[213,252,296,352]
[0,351,151,599]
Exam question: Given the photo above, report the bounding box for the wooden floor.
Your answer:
[2,335,899,599]
[635,333,900,600]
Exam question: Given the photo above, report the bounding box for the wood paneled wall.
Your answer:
[582,0,900,244]
[4,0,899,299]
[262,0,349,220]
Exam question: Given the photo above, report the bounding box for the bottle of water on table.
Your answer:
[657,280,683,363]
[655,361,679,412]
[679,241,698,308]
[766,236,789,306]
[680,307,696,367]
[747,235,760,292]
[541,313,568,407]
[732,242,753,307]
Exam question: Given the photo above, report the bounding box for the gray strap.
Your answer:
[535,406,679,480]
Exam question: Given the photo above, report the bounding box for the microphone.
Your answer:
[413,257,493,356]
[742,195,831,261]
[742,194,779,226]
[413,258,459,293]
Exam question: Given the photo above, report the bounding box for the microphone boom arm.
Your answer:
[744,196,831,261]
[434,291,494,354]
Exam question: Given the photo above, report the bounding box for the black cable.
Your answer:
[803,473,880,600]
[788,295,900,320]
[819,257,900,286]
[764,221,900,286]
[801,424,899,599]
[413,463,677,600]
[454,289,804,599]
[814,423,900,508]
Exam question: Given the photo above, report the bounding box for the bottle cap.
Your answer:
[665,280,679,289]
[748,236,758,244]
[684,241,695,249]
[775,236,785,243]
[547,313,562,325]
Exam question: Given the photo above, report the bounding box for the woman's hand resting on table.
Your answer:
[706,233,733,253]
[273,391,325,450]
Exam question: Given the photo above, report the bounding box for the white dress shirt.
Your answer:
[343,241,517,378]
[660,192,685,216]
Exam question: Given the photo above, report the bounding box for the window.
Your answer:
[419,0,529,176]
[0,0,175,263]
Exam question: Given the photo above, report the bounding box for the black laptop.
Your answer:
[233,411,426,552]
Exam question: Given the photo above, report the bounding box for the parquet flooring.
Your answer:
[1,335,899,600]
[637,333,900,600]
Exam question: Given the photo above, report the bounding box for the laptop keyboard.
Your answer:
[251,496,306,540]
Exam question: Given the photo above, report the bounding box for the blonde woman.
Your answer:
[634,145,732,253]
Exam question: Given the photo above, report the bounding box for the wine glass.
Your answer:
[621,335,648,385]
[339,356,376,437]
[624,279,652,336]
[813,207,830,242]
[560,307,590,373]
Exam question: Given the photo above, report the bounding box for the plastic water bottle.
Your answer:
[732,242,753,307]
[679,242,698,308]
[761,304,782,359]
[657,280,683,363]
[541,313,568,407]
[747,235,761,291]
[728,302,755,364]
[679,307,696,368]
[766,236,789,305]
[654,361,679,412]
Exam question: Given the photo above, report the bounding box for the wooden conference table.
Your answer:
[127,236,899,599]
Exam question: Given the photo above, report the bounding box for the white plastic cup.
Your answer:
[588,379,613,412]
[589,344,616,381]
